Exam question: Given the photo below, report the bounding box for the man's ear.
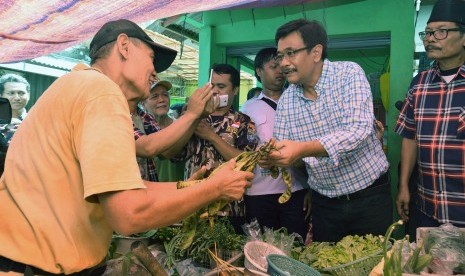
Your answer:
[233,86,239,96]
[256,68,263,80]
[312,44,323,62]
[115,34,131,61]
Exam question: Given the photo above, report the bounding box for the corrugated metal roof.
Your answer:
[29,56,81,71]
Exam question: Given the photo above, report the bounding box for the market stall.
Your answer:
[104,220,465,276]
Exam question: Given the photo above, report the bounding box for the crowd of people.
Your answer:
[0,0,464,274]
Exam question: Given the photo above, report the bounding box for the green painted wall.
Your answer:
[199,0,415,220]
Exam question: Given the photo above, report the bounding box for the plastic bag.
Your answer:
[241,219,301,255]
[262,227,302,256]
[175,258,210,276]
[425,223,465,275]
[241,218,262,241]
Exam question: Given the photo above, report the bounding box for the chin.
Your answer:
[286,77,299,84]
[156,109,169,116]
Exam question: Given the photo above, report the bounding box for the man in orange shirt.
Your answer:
[0,19,253,275]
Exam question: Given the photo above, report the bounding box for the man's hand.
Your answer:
[259,139,302,168]
[396,185,410,221]
[374,120,385,141]
[194,120,216,141]
[209,159,254,201]
[185,83,213,118]
[187,166,207,181]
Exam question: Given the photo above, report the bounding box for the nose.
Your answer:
[151,72,159,84]
[156,96,166,103]
[11,93,20,100]
[212,86,220,94]
[278,57,291,69]
[425,33,436,42]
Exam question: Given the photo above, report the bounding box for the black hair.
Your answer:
[170,103,184,114]
[254,47,278,82]
[247,87,262,100]
[275,19,328,60]
[212,64,240,88]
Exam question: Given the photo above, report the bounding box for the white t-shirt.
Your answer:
[242,92,307,195]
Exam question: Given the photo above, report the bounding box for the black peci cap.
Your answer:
[89,19,177,73]
[428,0,465,25]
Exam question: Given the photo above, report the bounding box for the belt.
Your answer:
[313,171,390,201]
[335,171,390,201]
[0,256,106,276]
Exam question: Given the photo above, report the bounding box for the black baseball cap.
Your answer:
[428,0,465,25]
[89,19,177,73]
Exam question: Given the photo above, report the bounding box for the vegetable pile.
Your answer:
[153,217,246,270]
[292,234,385,269]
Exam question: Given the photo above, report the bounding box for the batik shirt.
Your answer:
[132,106,160,182]
[395,62,465,225]
[174,109,258,216]
[1,111,27,147]
[274,59,389,198]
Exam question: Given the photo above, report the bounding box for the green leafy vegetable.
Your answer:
[292,234,385,269]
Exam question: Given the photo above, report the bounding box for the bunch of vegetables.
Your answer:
[381,220,432,276]
[151,226,182,245]
[292,234,385,269]
[162,217,246,269]
[176,139,292,249]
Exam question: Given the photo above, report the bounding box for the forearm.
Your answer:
[135,112,199,158]
[160,112,201,158]
[300,140,328,158]
[399,138,417,189]
[99,179,221,235]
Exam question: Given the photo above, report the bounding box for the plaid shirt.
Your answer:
[274,59,388,198]
[395,62,465,225]
[133,106,160,182]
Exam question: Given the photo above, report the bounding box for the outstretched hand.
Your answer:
[259,139,302,168]
[209,159,254,201]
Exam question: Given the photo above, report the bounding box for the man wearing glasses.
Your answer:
[395,0,465,229]
[261,19,391,242]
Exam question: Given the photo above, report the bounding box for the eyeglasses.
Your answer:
[418,28,462,40]
[275,47,311,63]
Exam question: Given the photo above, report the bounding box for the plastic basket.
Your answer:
[243,241,286,272]
[267,254,321,276]
[321,248,386,276]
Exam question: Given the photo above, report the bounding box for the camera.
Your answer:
[214,94,229,108]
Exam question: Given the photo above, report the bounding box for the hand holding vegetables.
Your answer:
[177,139,293,249]
[259,139,304,168]
[260,138,327,168]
